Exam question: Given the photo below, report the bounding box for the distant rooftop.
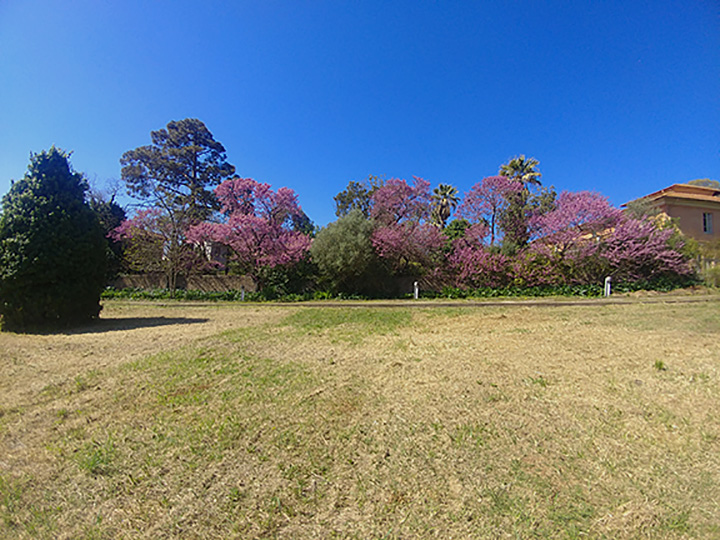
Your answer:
[628,183,720,206]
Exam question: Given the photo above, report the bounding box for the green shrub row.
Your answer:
[101,287,368,303]
[102,274,699,303]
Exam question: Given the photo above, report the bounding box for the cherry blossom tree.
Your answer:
[528,191,621,282]
[448,177,520,288]
[187,178,311,286]
[449,222,512,288]
[371,176,433,225]
[524,191,692,285]
[530,191,620,243]
[449,186,694,289]
[372,221,446,275]
[601,217,692,283]
[370,177,445,275]
[457,176,521,246]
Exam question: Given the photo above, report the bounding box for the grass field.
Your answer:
[1,298,719,539]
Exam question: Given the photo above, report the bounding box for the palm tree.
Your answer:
[499,155,542,186]
[497,155,542,251]
[431,184,459,229]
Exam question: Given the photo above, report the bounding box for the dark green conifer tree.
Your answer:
[0,148,107,330]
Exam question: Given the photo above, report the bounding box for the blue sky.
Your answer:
[1,0,718,226]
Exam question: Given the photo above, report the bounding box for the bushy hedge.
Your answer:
[101,287,352,303]
[102,273,698,304]
[431,276,697,300]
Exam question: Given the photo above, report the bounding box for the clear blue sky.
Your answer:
[1,0,718,226]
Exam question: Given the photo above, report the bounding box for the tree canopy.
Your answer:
[496,155,549,252]
[370,177,445,275]
[187,177,311,287]
[0,148,107,330]
[333,176,383,218]
[499,155,542,186]
[311,209,390,296]
[119,119,236,289]
[90,194,126,280]
[121,118,236,220]
[687,178,720,189]
[1,131,695,300]
[458,176,521,246]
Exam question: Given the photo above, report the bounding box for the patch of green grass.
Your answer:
[0,474,24,528]
[54,408,70,423]
[218,325,257,343]
[529,375,549,387]
[80,514,110,540]
[450,423,489,448]
[283,307,412,342]
[661,508,692,534]
[548,491,595,527]
[74,370,101,393]
[0,473,58,537]
[39,382,65,400]
[127,342,314,405]
[75,436,117,476]
[0,406,22,435]
[508,327,532,334]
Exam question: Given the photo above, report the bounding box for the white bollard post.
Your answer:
[413,281,419,300]
[604,276,612,297]
[241,286,246,302]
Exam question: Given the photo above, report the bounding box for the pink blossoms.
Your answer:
[187,178,311,275]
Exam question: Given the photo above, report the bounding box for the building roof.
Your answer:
[625,184,720,207]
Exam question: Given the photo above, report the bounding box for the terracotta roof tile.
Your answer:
[628,184,720,206]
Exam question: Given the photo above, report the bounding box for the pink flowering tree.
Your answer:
[449,222,513,288]
[525,191,692,286]
[370,177,445,275]
[527,191,621,283]
[600,217,693,283]
[187,177,311,287]
[446,176,520,288]
[457,176,522,246]
[530,191,620,245]
[111,208,209,290]
[371,176,432,225]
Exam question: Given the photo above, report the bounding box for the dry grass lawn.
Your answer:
[1,298,719,539]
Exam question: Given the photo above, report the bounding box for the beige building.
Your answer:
[629,184,720,243]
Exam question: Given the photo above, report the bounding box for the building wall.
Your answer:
[657,200,720,242]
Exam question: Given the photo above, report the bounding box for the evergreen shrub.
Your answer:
[0,148,107,330]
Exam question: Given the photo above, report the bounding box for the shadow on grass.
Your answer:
[1,316,210,335]
[32,316,211,336]
[66,316,210,335]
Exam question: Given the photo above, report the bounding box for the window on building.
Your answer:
[703,212,714,234]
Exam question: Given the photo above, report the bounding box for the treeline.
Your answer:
[0,118,704,329]
[106,118,697,298]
